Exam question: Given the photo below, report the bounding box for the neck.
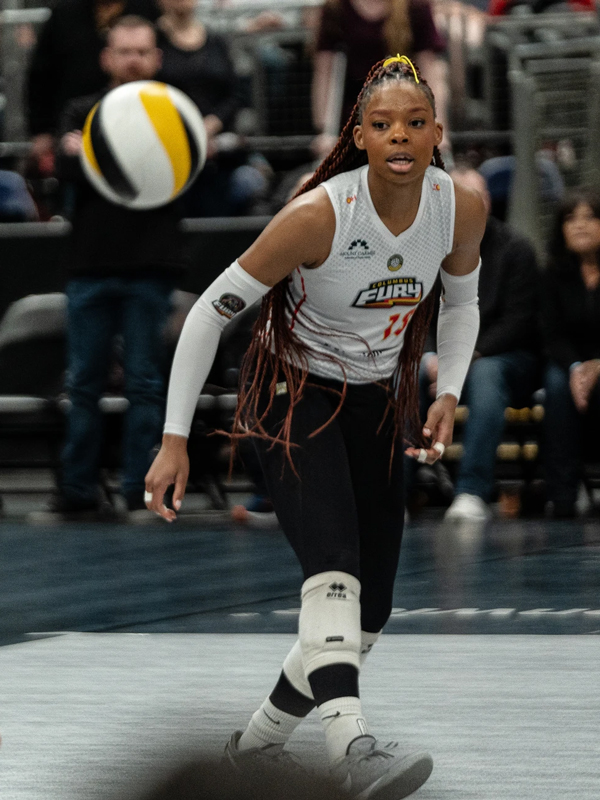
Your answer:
[350,0,389,22]
[367,168,424,235]
[165,11,195,29]
[581,255,600,288]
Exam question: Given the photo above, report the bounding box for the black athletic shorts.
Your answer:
[253,371,405,633]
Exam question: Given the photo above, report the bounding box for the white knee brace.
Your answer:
[283,628,381,700]
[298,571,362,678]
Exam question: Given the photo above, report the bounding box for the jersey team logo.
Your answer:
[387,254,403,272]
[341,239,373,259]
[353,277,423,309]
[212,293,246,319]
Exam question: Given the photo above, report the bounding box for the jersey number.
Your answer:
[383,308,416,341]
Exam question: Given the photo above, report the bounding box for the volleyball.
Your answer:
[80,81,207,209]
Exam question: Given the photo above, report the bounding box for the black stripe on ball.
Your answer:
[182,116,199,186]
[91,105,138,201]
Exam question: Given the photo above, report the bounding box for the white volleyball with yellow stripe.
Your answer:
[81,81,207,209]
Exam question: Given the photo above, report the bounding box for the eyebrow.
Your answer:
[367,106,429,116]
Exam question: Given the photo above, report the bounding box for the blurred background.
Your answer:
[1,0,599,629]
[1,5,600,799]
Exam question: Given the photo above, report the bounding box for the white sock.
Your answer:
[238,697,304,750]
[318,696,369,764]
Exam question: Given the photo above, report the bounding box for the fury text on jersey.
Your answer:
[352,277,423,309]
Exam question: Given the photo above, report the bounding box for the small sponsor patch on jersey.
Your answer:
[341,239,373,259]
[346,194,357,204]
[432,182,441,191]
[353,277,423,308]
[387,254,403,272]
[212,293,246,319]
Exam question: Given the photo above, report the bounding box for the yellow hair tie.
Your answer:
[382,54,419,84]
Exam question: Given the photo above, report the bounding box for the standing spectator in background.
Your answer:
[49,16,185,520]
[420,168,540,521]
[156,0,238,150]
[156,0,268,216]
[541,190,600,518]
[312,0,449,159]
[26,0,159,174]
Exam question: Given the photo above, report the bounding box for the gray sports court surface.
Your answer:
[2,633,599,800]
[1,507,599,799]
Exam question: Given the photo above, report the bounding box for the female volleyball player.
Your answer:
[145,57,485,799]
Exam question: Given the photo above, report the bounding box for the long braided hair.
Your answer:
[231,58,445,467]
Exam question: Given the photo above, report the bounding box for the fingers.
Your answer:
[405,425,452,464]
[145,480,177,522]
[172,470,188,513]
[405,442,445,465]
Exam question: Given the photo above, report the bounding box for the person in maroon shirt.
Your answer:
[312,0,448,158]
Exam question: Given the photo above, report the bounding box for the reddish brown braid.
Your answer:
[230,58,445,468]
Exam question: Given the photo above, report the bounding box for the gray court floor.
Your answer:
[1,633,599,800]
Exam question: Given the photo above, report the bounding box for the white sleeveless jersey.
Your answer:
[286,164,455,383]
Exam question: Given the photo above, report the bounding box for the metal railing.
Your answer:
[507,37,600,254]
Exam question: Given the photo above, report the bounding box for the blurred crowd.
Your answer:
[0,0,599,522]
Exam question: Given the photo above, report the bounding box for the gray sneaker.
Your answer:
[223,730,305,775]
[331,735,433,799]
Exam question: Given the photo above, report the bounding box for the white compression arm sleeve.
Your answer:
[436,262,480,400]
[163,261,271,438]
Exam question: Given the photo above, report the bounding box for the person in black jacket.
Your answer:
[26,0,159,171]
[418,167,541,520]
[155,0,271,217]
[50,15,185,519]
[541,189,600,518]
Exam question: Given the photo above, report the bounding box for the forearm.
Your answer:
[436,264,480,399]
[163,261,270,438]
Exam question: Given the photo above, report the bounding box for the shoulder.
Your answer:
[276,185,335,233]
[452,180,487,247]
[426,165,454,193]
[323,165,365,198]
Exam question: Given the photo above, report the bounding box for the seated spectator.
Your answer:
[0,171,38,221]
[541,189,600,518]
[26,0,159,175]
[312,0,449,159]
[419,168,541,521]
[156,0,270,216]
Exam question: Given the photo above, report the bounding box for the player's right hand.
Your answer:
[144,435,189,522]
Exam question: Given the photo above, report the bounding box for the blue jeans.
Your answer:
[455,351,540,501]
[543,360,600,511]
[61,277,174,505]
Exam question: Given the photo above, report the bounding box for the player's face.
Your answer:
[103,27,162,85]
[562,202,600,257]
[353,82,442,185]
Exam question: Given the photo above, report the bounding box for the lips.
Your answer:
[386,151,414,165]
[386,151,415,173]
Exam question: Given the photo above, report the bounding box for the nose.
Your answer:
[390,125,409,144]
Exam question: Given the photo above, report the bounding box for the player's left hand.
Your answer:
[405,393,457,465]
